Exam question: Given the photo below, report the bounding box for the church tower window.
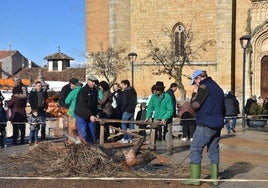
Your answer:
[174,24,186,58]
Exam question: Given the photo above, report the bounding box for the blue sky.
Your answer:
[0,0,85,66]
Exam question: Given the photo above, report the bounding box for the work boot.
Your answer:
[181,163,201,186]
[211,164,219,186]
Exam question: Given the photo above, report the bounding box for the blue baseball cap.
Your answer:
[190,70,204,85]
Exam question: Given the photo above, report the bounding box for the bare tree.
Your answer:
[146,25,215,100]
[89,47,126,86]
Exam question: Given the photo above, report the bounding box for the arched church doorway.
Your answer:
[261,56,268,98]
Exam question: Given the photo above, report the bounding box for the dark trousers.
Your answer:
[181,112,196,139]
[12,123,26,144]
[0,126,6,147]
[138,124,147,139]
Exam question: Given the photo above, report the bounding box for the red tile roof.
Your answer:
[11,67,86,83]
[0,50,16,59]
[44,51,74,60]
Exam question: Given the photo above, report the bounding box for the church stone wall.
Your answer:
[86,0,262,101]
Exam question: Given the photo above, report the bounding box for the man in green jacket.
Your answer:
[145,81,174,155]
[64,82,83,144]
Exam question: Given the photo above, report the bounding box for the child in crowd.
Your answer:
[136,103,147,139]
[28,109,41,146]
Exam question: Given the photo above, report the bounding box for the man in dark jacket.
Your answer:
[74,75,98,144]
[118,80,137,144]
[244,95,257,115]
[28,81,48,140]
[224,91,240,134]
[59,78,79,108]
[182,70,224,186]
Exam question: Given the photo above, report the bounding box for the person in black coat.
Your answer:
[244,95,257,115]
[224,91,240,134]
[28,81,48,140]
[74,75,98,144]
[118,80,137,144]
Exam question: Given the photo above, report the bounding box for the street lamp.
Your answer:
[240,35,251,130]
[128,52,137,87]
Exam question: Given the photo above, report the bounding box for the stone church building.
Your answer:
[85,0,268,103]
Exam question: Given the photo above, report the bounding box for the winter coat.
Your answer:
[146,92,174,121]
[59,83,72,108]
[7,94,27,122]
[28,88,48,113]
[0,107,7,128]
[0,92,5,107]
[224,93,240,116]
[178,101,196,126]
[74,84,98,120]
[191,77,224,128]
[111,90,123,118]
[28,114,41,130]
[136,108,147,121]
[98,90,113,117]
[65,86,82,117]
[166,88,177,117]
[244,98,257,115]
[179,101,195,117]
[120,87,137,114]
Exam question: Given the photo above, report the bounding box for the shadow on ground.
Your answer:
[220,161,256,179]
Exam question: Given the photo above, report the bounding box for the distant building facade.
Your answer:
[0,50,85,92]
[0,50,32,79]
[85,0,268,102]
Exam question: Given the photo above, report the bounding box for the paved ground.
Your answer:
[1,120,268,187]
[156,121,268,187]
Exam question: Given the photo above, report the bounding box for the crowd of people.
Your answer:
[0,74,262,147]
[1,70,267,186]
[0,72,210,149]
[1,70,253,186]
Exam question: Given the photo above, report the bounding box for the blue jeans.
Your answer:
[121,112,134,140]
[225,116,237,131]
[29,129,39,143]
[190,125,221,164]
[75,115,95,143]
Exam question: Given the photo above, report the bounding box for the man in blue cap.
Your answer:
[182,70,224,186]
